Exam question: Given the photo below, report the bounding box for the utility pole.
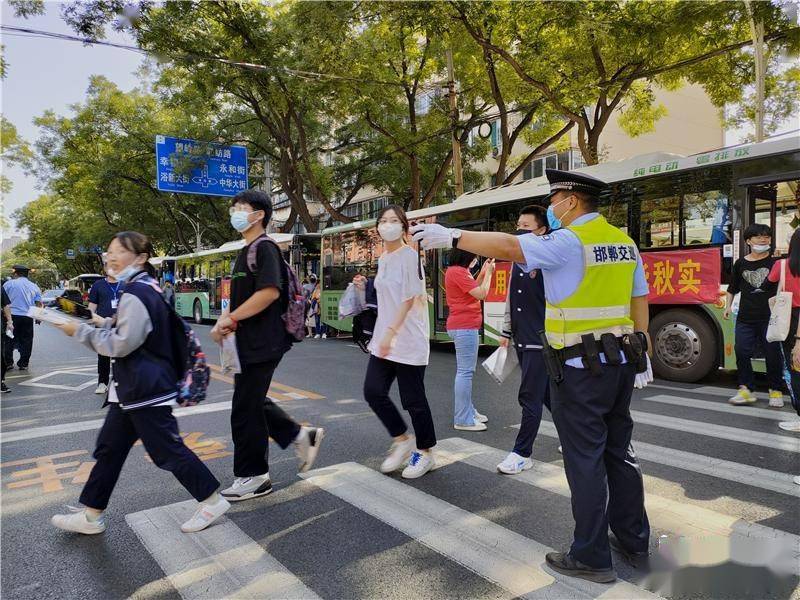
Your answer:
[446,48,465,197]
[745,0,766,142]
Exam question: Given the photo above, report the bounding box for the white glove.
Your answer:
[634,354,653,389]
[410,223,459,250]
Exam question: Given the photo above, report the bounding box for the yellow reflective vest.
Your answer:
[544,215,637,349]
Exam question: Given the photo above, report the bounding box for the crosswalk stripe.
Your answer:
[645,383,744,399]
[435,437,800,550]
[301,461,657,599]
[629,409,800,453]
[516,420,800,497]
[641,394,791,421]
[126,500,320,600]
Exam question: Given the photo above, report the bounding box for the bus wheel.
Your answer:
[650,309,716,383]
[193,300,203,324]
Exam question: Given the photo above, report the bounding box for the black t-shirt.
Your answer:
[230,239,291,364]
[1,287,9,325]
[728,256,777,323]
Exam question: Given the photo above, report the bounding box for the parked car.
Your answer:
[41,289,65,308]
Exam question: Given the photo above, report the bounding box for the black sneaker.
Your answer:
[5,364,14,372]
[17,365,28,372]
[1,382,9,393]
[609,534,649,568]
[545,551,617,583]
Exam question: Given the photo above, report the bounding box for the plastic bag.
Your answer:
[220,333,241,375]
[338,282,366,318]
[481,346,519,384]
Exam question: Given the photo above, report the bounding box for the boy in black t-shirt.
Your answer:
[211,190,325,502]
[724,224,784,407]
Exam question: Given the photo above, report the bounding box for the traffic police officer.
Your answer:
[411,169,653,584]
[3,265,42,372]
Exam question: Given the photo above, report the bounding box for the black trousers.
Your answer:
[97,355,111,385]
[512,349,551,458]
[231,358,301,477]
[1,320,7,382]
[550,362,650,569]
[780,308,800,416]
[735,320,783,391]
[4,315,33,368]
[80,403,219,510]
[363,355,436,450]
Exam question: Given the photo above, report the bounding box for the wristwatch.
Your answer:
[451,229,462,249]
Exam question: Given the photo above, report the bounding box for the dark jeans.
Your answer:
[80,404,219,510]
[512,349,552,458]
[231,358,302,477]
[314,314,327,336]
[735,320,783,391]
[3,315,33,368]
[1,320,7,382]
[780,308,800,416]
[363,354,436,450]
[98,355,111,385]
[550,363,650,569]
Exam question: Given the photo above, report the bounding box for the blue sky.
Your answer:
[2,1,143,235]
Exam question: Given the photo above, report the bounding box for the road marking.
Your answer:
[515,421,800,498]
[435,438,800,550]
[641,394,792,421]
[18,370,97,391]
[301,461,657,599]
[645,382,784,401]
[126,500,320,600]
[207,364,323,401]
[630,409,800,453]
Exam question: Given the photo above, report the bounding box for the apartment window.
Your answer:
[523,162,533,181]
[533,159,544,179]
[557,151,570,171]
[545,154,557,170]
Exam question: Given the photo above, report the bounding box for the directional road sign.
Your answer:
[155,135,248,197]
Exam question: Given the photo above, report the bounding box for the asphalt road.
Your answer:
[1,323,798,600]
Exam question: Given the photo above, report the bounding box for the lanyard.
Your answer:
[106,280,121,298]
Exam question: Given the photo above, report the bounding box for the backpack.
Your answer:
[247,235,306,342]
[138,280,210,406]
[352,276,378,354]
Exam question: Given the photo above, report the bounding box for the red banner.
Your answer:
[486,262,513,303]
[641,248,721,304]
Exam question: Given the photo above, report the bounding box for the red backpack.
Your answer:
[247,235,306,342]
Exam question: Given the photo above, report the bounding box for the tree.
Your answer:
[452,0,799,164]
[1,117,33,229]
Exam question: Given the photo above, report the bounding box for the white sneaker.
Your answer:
[402,450,435,479]
[321,334,327,339]
[314,334,321,339]
[294,426,325,473]
[474,411,488,424]
[779,420,800,432]
[557,445,563,454]
[454,422,487,432]
[497,452,533,475]
[51,507,106,534]
[220,474,272,502]
[729,387,756,405]
[768,390,785,408]
[181,495,230,533]
[380,436,416,473]
[95,383,108,395]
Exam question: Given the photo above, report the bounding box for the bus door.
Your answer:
[746,176,800,257]
[432,220,486,338]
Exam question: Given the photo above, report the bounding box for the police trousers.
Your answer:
[4,315,34,368]
[550,362,650,568]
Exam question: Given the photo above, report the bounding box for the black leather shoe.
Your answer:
[545,551,617,583]
[609,535,649,568]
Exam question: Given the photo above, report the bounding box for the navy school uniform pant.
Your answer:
[734,320,783,391]
[512,349,551,458]
[80,403,219,510]
[550,362,650,569]
[363,354,436,450]
[231,358,302,477]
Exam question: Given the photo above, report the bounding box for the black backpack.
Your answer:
[352,277,377,353]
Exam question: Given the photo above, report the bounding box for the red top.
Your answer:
[445,266,483,330]
[768,260,800,307]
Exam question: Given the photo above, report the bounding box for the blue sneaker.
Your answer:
[401,450,435,479]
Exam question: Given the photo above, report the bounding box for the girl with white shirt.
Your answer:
[362,205,437,479]
[51,232,229,535]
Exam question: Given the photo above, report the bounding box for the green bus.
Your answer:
[152,233,321,323]
[320,136,799,382]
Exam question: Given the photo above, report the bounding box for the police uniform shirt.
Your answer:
[516,212,649,367]
[3,277,42,317]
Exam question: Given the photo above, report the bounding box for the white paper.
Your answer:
[481,346,519,385]
[220,333,241,375]
[27,306,72,326]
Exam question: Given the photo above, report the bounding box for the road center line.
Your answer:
[301,461,657,599]
[126,500,319,600]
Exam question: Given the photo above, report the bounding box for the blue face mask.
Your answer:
[114,263,140,283]
[230,211,255,233]
[546,196,573,230]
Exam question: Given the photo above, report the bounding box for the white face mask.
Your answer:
[751,243,770,253]
[378,222,404,242]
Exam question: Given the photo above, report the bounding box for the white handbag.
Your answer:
[481,345,519,384]
[766,259,793,342]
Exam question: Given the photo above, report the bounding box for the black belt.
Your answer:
[561,336,625,361]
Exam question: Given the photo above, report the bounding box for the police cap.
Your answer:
[12,264,30,275]
[543,169,608,202]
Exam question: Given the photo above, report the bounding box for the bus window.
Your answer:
[639,194,680,249]
[683,190,730,246]
[599,196,628,233]
[773,180,799,255]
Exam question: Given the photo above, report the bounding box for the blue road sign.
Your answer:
[65,249,76,259]
[155,135,248,197]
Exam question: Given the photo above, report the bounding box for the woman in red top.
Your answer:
[767,228,800,436]
[445,248,494,431]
